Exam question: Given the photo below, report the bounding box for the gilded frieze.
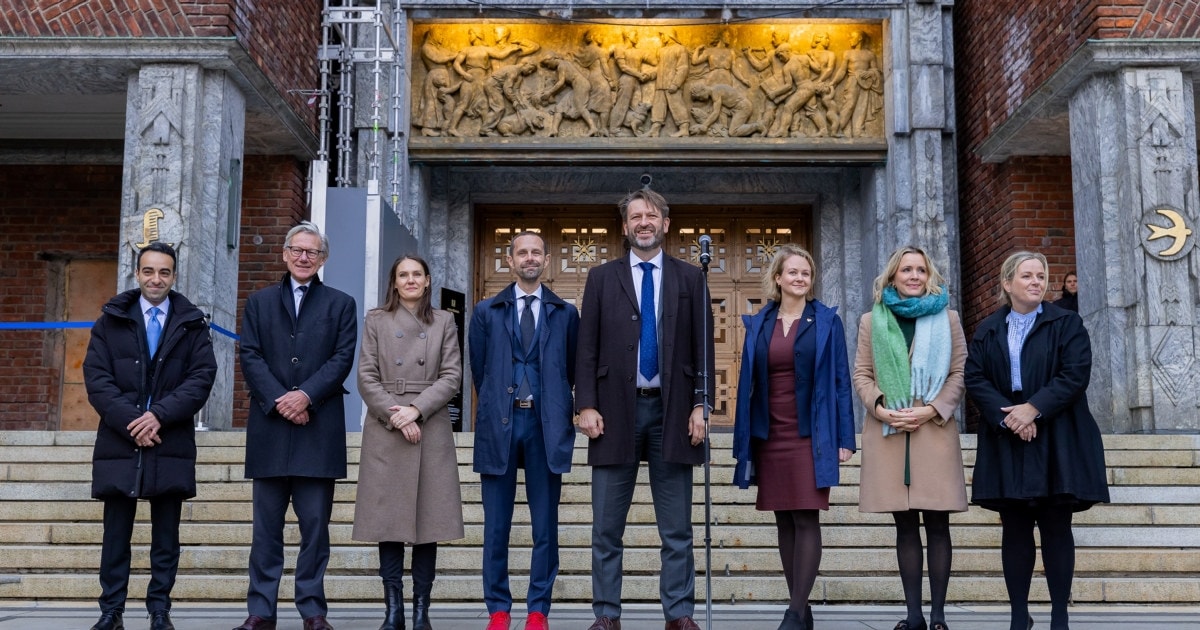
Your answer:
[409,22,885,143]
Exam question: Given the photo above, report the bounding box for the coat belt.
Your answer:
[383,379,436,395]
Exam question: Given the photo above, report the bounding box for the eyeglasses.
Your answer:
[285,246,326,260]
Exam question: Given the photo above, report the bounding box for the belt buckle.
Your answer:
[516,399,533,409]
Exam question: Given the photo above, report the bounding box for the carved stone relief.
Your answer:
[409,22,885,141]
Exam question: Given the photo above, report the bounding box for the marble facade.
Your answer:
[118,64,246,430]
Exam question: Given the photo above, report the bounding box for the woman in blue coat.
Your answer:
[966,251,1108,630]
[733,244,857,630]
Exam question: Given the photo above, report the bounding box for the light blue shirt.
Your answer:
[1005,304,1042,391]
[514,285,543,329]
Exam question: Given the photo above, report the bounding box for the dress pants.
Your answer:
[481,405,563,615]
[247,476,335,620]
[591,394,695,620]
[98,495,184,613]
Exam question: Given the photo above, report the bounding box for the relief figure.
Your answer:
[690,83,765,137]
[648,29,692,138]
[611,30,658,137]
[572,30,617,137]
[834,29,883,138]
[538,55,599,137]
[414,30,458,136]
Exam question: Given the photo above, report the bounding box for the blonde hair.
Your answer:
[872,246,947,303]
[998,251,1048,305]
[762,244,817,302]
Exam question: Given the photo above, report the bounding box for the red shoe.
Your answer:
[525,612,549,630]
[486,611,511,630]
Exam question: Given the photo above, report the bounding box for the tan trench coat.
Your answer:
[852,310,969,513]
[352,307,465,544]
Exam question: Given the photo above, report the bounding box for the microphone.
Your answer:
[698,234,712,265]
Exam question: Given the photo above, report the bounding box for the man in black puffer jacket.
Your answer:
[83,242,217,630]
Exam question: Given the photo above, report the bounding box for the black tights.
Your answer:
[1000,505,1075,630]
[893,510,952,627]
[379,541,437,595]
[774,509,822,613]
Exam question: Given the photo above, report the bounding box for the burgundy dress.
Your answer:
[753,318,830,511]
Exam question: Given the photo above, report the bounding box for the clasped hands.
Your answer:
[388,405,423,444]
[1000,402,1039,442]
[127,411,162,448]
[876,403,937,433]
[275,390,311,425]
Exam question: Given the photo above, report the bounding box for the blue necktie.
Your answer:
[147,306,162,357]
[638,262,658,381]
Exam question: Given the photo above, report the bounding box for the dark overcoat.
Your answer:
[469,283,580,475]
[574,254,715,467]
[239,274,357,480]
[733,300,857,491]
[965,301,1109,512]
[84,289,217,499]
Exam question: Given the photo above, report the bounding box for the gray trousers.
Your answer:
[590,394,696,621]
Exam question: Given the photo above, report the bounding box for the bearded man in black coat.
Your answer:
[83,242,217,630]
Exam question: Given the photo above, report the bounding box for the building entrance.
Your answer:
[475,203,813,427]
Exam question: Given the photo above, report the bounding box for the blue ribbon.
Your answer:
[0,320,240,341]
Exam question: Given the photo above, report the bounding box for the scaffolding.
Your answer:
[315,0,407,222]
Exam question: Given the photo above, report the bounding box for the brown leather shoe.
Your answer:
[303,615,335,630]
[232,616,276,630]
[586,617,621,630]
[664,617,701,630]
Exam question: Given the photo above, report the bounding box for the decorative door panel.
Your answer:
[475,204,812,427]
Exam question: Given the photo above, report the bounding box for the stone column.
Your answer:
[118,64,246,429]
[1069,67,1200,432]
[881,1,960,303]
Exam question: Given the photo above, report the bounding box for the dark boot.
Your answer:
[379,584,404,630]
[410,542,436,630]
[411,592,431,630]
[777,609,806,630]
[806,604,814,629]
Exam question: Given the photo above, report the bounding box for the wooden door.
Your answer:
[475,204,812,427]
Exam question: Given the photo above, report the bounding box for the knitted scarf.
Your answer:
[871,286,952,437]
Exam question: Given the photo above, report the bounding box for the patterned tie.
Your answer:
[146,306,162,357]
[638,262,658,381]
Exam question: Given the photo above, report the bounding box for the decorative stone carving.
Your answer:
[409,22,885,141]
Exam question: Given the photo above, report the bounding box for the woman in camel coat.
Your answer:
[354,255,463,630]
[852,246,967,630]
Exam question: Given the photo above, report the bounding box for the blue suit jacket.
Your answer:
[469,283,579,475]
[733,299,857,490]
[239,273,357,479]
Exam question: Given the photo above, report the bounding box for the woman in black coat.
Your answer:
[965,251,1108,630]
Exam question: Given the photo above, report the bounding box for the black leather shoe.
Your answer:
[150,610,175,630]
[233,615,277,630]
[90,610,123,630]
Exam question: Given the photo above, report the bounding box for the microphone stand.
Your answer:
[697,238,714,630]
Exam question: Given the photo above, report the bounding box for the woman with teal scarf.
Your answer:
[852,246,967,630]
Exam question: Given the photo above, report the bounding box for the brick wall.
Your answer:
[232,155,310,427]
[0,165,122,430]
[2,1,318,130]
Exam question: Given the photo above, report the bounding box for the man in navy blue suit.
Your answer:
[469,231,579,630]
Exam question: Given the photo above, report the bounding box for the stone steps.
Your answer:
[0,431,1198,605]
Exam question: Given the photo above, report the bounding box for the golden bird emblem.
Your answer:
[1146,208,1192,257]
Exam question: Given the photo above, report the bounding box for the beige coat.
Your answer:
[852,310,969,513]
[352,307,465,544]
